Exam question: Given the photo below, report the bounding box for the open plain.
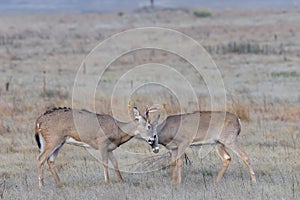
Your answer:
[0,8,300,199]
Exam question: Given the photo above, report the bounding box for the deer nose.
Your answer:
[148,137,154,144]
[153,147,159,153]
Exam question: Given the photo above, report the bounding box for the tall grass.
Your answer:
[204,42,285,55]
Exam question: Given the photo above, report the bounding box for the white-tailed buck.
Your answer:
[146,110,256,184]
[34,106,159,188]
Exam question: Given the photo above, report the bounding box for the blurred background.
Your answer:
[0,0,299,13]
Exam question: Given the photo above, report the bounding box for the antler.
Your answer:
[144,104,161,121]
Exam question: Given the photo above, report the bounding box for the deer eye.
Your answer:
[147,125,151,130]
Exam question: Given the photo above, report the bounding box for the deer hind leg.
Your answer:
[36,133,46,188]
[227,143,256,183]
[47,145,63,187]
[37,139,64,188]
[215,143,231,183]
[108,151,123,182]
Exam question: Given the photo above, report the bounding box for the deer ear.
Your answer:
[133,107,140,120]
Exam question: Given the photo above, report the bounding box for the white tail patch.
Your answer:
[37,122,42,132]
[38,133,45,154]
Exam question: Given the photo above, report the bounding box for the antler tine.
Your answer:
[144,104,161,120]
[148,104,161,112]
[144,105,150,119]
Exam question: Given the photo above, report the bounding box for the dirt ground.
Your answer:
[0,8,300,199]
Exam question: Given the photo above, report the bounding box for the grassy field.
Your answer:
[0,9,300,199]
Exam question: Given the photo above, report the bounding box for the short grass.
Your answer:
[0,93,299,199]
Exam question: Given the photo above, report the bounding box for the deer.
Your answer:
[145,110,256,184]
[34,106,159,188]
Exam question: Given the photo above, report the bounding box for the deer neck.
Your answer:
[156,119,171,146]
[115,120,137,136]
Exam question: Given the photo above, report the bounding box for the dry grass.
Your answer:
[231,100,251,122]
[0,9,300,200]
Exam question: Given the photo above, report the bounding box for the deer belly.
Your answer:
[190,139,217,146]
[65,137,91,148]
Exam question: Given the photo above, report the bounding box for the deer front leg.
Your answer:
[177,154,183,183]
[176,143,189,183]
[108,151,123,182]
[170,149,178,183]
[100,147,110,184]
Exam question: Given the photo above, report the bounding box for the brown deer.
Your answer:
[34,106,159,188]
[145,110,256,184]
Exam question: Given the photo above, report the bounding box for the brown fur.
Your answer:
[35,107,153,188]
[149,111,256,184]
